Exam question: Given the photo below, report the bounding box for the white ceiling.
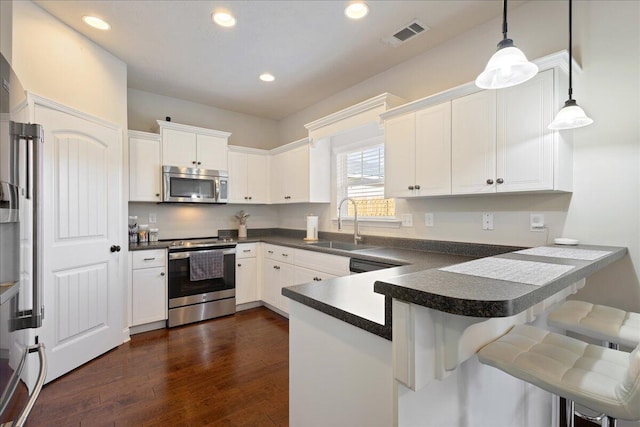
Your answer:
[34,0,526,121]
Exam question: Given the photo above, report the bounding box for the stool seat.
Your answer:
[547,301,640,348]
[477,324,640,421]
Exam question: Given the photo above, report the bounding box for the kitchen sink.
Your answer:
[309,241,378,251]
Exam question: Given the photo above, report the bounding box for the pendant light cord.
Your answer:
[502,0,508,40]
[568,0,573,100]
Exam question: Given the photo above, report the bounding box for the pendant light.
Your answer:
[548,0,593,130]
[475,0,538,89]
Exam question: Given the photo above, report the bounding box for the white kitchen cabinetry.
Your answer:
[228,147,269,204]
[155,120,231,171]
[451,90,497,195]
[269,138,330,204]
[129,131,162,202]
[382,54,573,197]
[236,243,260,306]
[261,244,350,316]
[130,249,167,328]
[385,102,452,198]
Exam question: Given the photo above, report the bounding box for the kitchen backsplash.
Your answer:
[128,202,279,240]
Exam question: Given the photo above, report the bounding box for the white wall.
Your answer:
[276,1,640,312]
[12,1,127,131]
[128,202,278,241]
[128,88,280,150]
[1,0,12,62]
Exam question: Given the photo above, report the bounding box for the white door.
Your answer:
[35,102,124,383]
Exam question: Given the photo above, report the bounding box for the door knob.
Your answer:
[110,245,121,253]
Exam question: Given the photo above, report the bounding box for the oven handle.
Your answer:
[169,248,236,260]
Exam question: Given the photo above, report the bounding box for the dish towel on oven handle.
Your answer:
[189,250,224,281]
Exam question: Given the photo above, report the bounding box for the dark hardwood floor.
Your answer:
[22,307,289,426]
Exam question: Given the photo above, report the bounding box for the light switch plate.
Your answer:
[530,213,545,232]
[425,213,434,227]
[482,212,494,230]
[401,214,413,227]
[149,213,157,224]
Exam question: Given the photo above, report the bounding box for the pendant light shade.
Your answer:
[549,0,593,130]
[476,0,538,89]
[548,99,593,130]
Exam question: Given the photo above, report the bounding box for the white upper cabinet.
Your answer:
[228,147,269,204]
[269,138,330,204]
[129,131,162,202]
[382,53,573,197]
[155,120,231,171]
[385,102,452,198]
[451,90,497,195]
[496,69,557,192]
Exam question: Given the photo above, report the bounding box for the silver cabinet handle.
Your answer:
[486,179,494,185]
[243,249,251,253]
[497,178,504,184]
[408,185,414,190]
[143,257,156,261]
[237,263,242,267]
[414,185,421,190]
[268,250,274,254]
[281,253,288,257]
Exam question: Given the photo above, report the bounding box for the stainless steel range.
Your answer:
[167,238,236,327]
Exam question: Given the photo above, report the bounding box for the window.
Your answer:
[336,143,395,218]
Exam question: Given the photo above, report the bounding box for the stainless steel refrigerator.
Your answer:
[0,53,46,427]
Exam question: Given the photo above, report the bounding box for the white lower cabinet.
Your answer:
[260,244,350,316]
[130,249,167,327]
[236,243,260,305]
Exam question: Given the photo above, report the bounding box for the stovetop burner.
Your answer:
[166,237,235,250]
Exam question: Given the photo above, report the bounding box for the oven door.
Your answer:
[168,247,236,308]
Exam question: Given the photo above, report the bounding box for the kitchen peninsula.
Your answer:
[282,242,627,427]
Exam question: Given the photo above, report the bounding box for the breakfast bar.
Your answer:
[283,243,627,427]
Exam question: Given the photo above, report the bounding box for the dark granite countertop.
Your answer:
[374,244,627,319]
[128,230,627,342]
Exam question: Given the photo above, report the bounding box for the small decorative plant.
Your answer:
[234,210,250,225]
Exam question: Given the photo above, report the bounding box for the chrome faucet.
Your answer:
[337,197,363,245]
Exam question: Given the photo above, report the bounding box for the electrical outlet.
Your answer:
[530,213,545,232]
[149,213,157,224]
[482,212,494,230]
[425,213,434,227]
[401,213,413,227]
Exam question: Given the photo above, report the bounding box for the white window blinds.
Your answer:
[336,144,395,217]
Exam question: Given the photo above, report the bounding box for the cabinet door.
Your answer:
[236,257,258,305]
[293,266,337,286]
[228,151,248,203]
[129,135,162,202]
[162,128,197,168]
[262,259,282,308]
[385,113,416,198]
[131,266,166,326]
[414,102,452,196]
[277,263,295,314]
[451,90,497,195]
[246,153,269,203]
[286,146,310,203]
[496,69,554,192]
[270,152,287,203]
[197,134,228,170]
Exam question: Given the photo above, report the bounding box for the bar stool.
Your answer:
[477,324,640,427]
[547,300,640,349]
[548,301,640,426]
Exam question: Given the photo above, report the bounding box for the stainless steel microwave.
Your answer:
[162,166,228,204]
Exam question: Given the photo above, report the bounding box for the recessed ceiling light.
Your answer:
[345,2,369,20]
[212,11,236,27]
[259,73,275,82]
[82,15,110,30]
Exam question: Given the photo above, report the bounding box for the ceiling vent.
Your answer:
[382,20,429,47]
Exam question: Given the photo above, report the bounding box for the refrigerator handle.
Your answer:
[12,343,47,427]
[9,121,44,329]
